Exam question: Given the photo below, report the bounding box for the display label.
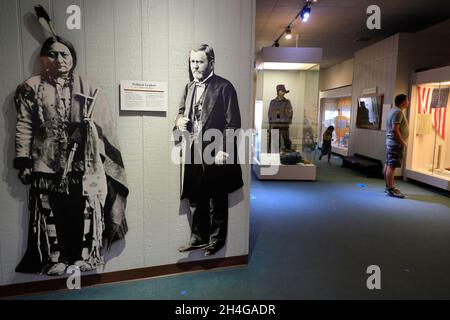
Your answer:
[120,80,168,112]
[416,114,432,135]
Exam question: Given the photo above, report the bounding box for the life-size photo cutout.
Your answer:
[13,5,128,276]
[174,44,244,257]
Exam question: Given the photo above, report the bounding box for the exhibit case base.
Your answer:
[332,145,349,157]
[405,169,450,191]
[252,161,317,181]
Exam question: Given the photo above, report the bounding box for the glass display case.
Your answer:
[254,64,320,162]
[253,99,264,163]
[252,47,322,180]
[319,97,352,155]
[406,66,450,190]
[318,85,353,157]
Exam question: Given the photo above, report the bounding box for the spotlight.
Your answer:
[300,2,311,22]
[273,40,280,47]
[285,27,292,40]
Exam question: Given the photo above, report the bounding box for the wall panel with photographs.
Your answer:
[0,0,253,288]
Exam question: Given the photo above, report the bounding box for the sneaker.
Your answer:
[384,187,400,193]
[387,188,405,199]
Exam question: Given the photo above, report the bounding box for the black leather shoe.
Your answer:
[178,242,208,252]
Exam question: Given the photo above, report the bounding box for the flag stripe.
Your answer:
[417,86,446,140]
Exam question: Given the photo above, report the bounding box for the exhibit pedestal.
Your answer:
[332,145,349,156]
[405,169,450,191]
[252,160,317,181]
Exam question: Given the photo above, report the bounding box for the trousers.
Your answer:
[188,191,229,248]
[268,126,292,151]
[49,183,86,264]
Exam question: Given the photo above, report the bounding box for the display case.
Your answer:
[318,86,352,156]
[319,97,351,156]
[252,47,322,180]
[406,66,450,190]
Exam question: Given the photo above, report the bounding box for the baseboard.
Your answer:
[0,255,248,298]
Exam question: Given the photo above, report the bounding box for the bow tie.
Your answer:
[195,82,206,88]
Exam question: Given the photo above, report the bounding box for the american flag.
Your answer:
[417,86,447,140]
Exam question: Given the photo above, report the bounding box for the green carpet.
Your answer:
[16,156,450,299]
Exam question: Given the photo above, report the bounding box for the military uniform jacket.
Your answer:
[268,97,293,127]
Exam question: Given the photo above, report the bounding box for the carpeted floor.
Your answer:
[17,156,450,299]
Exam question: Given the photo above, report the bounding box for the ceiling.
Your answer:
[255,0,450,68]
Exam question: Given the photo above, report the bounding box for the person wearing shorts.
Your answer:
[384,94,410,198]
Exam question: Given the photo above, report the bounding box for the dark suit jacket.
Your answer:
[175,74,244,199]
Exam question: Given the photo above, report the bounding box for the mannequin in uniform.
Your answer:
[268,84,293,152]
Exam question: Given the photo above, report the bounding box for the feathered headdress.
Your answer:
[34,5,57,38]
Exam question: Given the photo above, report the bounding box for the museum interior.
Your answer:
[1,0,450,300]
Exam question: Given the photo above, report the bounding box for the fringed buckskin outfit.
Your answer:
[14,72,128,274]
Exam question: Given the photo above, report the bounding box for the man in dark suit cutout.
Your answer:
[174,44,243,256]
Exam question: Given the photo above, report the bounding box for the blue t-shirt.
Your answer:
[386,106,409,147]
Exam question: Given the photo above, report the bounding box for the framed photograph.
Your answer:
[356,94,384,130]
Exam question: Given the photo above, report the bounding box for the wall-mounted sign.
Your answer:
[362,87,377,95]
[120,80,168,112]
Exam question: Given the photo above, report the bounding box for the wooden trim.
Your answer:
[0,255,248,298]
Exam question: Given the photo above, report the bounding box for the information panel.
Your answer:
[120,80,168,112]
